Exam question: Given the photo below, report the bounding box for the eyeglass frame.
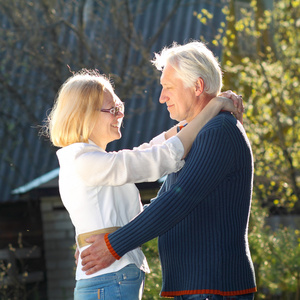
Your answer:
[98,102,124,117]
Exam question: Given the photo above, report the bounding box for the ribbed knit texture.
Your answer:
[107,112,256,296]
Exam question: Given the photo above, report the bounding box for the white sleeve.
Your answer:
[74,136,184,186]
[133,132,166,150]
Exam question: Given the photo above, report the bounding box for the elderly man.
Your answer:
[80,41,256,300]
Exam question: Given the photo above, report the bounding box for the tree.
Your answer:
[196,0,299,213]
[0,0,181,127]
[0,0,183,200]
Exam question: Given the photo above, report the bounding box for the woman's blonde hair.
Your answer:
[46,69,114,147]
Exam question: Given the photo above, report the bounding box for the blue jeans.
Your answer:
[74,264,145,300]
[174,294,254,300]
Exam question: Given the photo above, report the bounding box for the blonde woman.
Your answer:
[45,69,242,300]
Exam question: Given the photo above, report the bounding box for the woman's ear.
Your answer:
[195,78,204,96]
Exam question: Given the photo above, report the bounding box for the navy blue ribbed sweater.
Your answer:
[107,112,257,297]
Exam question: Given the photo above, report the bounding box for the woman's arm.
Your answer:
[73,138,185,187]
[165,91,243,141]
[74,96,241,186]
[135,91,243,149]
[176,96,240,159]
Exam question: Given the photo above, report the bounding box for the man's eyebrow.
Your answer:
[160,81,172,86]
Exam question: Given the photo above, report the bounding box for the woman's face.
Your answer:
[89,89,124,149]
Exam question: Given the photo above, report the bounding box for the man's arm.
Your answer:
[81,115,238,274]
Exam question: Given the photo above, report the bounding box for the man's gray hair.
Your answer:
[152,41,223,96]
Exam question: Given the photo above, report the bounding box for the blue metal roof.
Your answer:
[0,0,226,202]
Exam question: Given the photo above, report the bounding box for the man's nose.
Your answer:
[159,91,168,104]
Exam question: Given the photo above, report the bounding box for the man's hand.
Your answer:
[80,233,116,275]
[219,90,244,124]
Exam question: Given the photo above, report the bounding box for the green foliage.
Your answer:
[198,0,300,213]
[249,198,300,299]
[0,241,42,300]
[259,226,300,297]
[141,238,168,300]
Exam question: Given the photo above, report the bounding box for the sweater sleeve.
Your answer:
[106,115,243,257]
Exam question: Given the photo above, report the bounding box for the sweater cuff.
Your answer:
[104,233,121,260]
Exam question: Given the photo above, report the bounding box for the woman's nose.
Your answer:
[116,111,124,118]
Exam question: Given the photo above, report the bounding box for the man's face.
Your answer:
[159,63,198,122]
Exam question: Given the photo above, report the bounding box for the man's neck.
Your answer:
[198,95,212,112]
[186,93,214,122]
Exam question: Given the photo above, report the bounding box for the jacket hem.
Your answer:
[161,287,257,297]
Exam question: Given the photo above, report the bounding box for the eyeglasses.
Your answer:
[99,103,124,117]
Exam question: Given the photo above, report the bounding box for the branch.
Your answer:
[0,75,39,125]
[59,18,98,63]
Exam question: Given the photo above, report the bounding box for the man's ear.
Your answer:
[195,78,204,96]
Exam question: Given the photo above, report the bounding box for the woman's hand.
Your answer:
[217,90,244,124]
